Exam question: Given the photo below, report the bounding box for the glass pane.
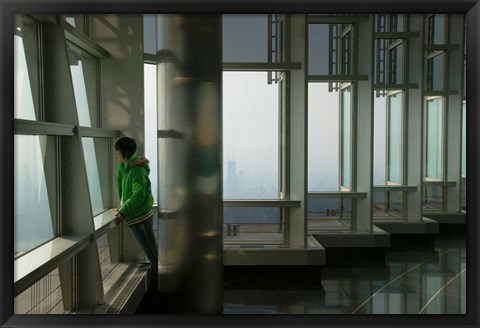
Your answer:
[223,15,268,62]
[14,268,66,314]
[223,72,279,199]
[374,95,387,185]
[393,42,404,84]
[82,137,110,216]
[341,86,352,190]
[308,83,339,191]
[342,32,352,75]
[426,97,444,179]
[14,17,39,120]
[223,207,282,244]
[308,24,330,75]
[97,229,120,281]
[144,63,158,204]
[14,135,55,256]
[388,92,403,184]
[67,42,99,127]
[429,53,445,91]
[307,197,352,230]
[373,191,404,220]
[143,14,157,55]
[423,185,444,211]
[433,15,446,44]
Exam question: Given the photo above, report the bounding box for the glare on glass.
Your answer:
[82,138,109,216]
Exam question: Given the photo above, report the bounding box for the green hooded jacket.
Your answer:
[117,154,154,226]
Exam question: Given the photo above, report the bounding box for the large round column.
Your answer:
[156,14,223,314]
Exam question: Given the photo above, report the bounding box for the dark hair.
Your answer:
[115,137,137,159]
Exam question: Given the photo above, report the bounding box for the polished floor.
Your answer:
[136,231,466,314]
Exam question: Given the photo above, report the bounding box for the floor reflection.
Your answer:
[223,235,466,314]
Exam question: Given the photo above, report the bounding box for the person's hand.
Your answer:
[114,211,124,223]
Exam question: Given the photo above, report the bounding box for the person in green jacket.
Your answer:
[114,137,158,275]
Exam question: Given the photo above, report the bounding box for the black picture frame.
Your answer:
[1,1,479,327]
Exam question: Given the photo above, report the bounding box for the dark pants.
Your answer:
[130,218,158,275]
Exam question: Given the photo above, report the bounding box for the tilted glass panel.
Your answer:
[308,24,330,75]
[223,15,268,62]
[14,268,66,314]
[82,137,110,216]
[388,92,403,184]
[307,197,352,230]
[308,83,339,191]
[341,32,352,75]
[223,72,279,199]
[341,86,352,190]
[14,135,55,256]
[426,97,444,179]
[223,207,282,244]
[14,17,39,120]
[67,42,99,127]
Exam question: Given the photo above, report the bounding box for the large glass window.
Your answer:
[14,135,56,256]
[67,42,99,127]
[387,91,403,184]
[425,97,444,180]
[223,15,268,62]
[82,137,110,216]
[340,85,353,190]
[308,197,352,230]
[308,83,339,191]
[14,17,39,120]
[223,72,279,199]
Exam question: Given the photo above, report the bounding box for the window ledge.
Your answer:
[223,199,301,207]
[94,209,118,236]
[14,234,91,296]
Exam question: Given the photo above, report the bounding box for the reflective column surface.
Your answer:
[223,234,466,314]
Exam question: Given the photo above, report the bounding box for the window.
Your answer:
[144,63,158,204]
[425,97,444,180]
[308,24,331,75]
[97,229,120,281]
[387,91,403,184]
[223,15,269,62]
[426,52,446,91]
[82,137,110,216]
[67,42,99,127]
[374,95,387,185]
[340,84,353,190]
[14,135,56,256]
[308,83,339,191]
[222,72,279,199]
[14,16,40,120]
[426,14,447,45]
